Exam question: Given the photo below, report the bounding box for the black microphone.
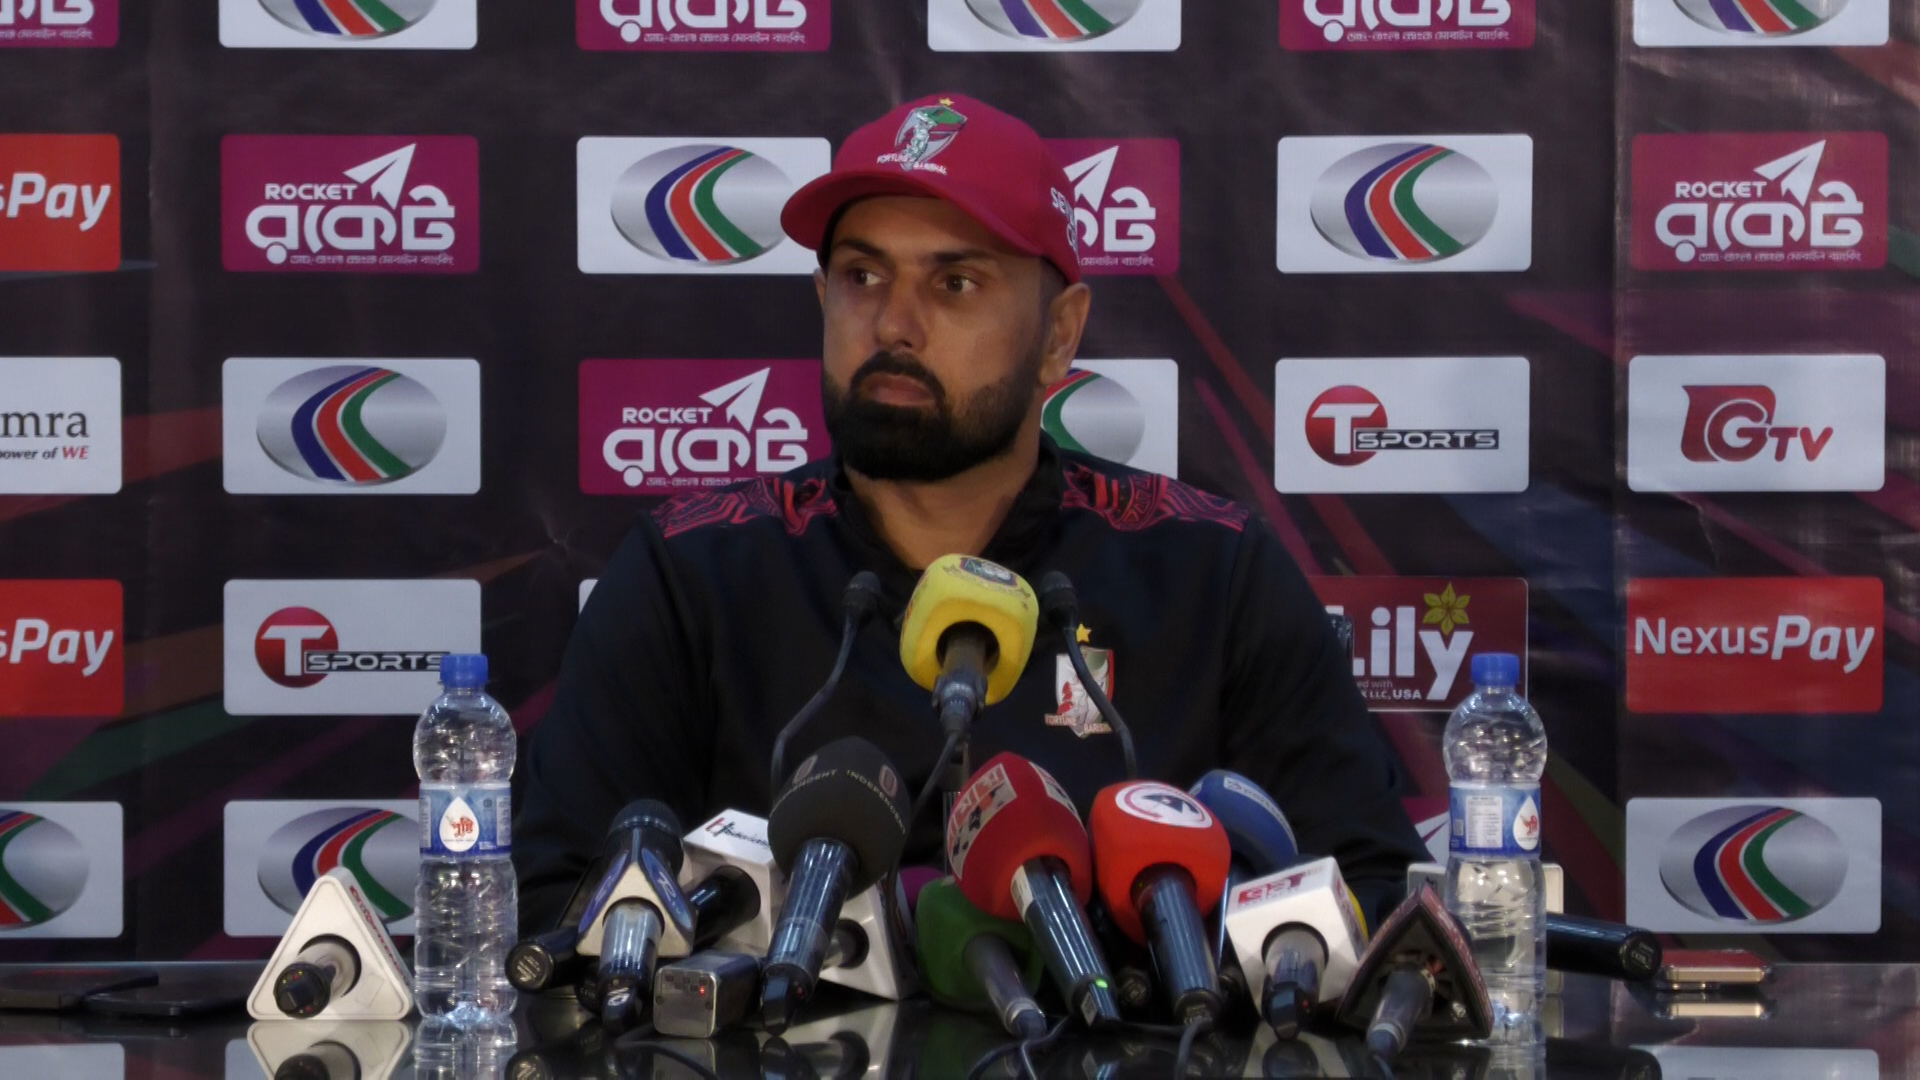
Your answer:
[580,800,695,1033]
[760,737,911,1034]
[507,846,616,994]
[1037,571,1137,778]
[1547,913,1662,982]
[271,935,359,1018]
[769,571,883,791]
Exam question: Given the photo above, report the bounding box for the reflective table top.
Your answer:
[0,961,1913,1077]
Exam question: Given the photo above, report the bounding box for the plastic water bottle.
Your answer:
[1442,653,1546,1037]
[413,653,518,1023]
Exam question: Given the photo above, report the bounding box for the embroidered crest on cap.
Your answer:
[877,98,968,174]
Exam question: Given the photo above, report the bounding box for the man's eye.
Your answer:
[845,267,876,286]
[942,275,978,293]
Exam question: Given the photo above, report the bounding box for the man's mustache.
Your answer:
[849,351,946,407]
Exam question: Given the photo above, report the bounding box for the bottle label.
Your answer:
[419,781,511,858]
[1449,784,1540,857]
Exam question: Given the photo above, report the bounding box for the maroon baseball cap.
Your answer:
[781,92,1083,284]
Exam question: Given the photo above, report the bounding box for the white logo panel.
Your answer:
[223,579,481,716]
[1627,354,1884,493]
[1632,0,1887,47]
[927,0,1180,51]
[0,801,122,939]
[1274,356,1529,493]
[219,0,477,48]
[0,357,120,494]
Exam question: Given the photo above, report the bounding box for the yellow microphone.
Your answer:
[899,556,1039,733]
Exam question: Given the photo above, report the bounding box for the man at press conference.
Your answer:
[513,93,1427,934]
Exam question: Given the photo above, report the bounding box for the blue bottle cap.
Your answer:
[439,653,488,689]
[1471,652,1520,688]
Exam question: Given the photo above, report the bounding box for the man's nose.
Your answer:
[872,277,928,355]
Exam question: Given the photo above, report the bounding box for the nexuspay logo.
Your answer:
[220,0,476,48]
[1278,136,1531,273]
[224,579,480,715]
[1632,135,1886,271]
[578,138,829,274]
[1627,354,1884,493]
[224,800,418,936]
[929,0,1180,51]
[1626,798,1880,933]
[1274,357,1528,493]
[0,802,121,938]
[223,358,480,495]
[1634,0,1886,46]
[1042,360,1179,478]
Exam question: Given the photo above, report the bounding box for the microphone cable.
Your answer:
[770,572,882,793]
[1037,572,1137,779]
[964,1013,1070,1080]
[911,727,965,824]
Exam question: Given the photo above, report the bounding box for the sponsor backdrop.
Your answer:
[0,0,1916,977]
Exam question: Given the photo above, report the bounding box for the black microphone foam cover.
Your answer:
[611,799,685,875]
[1037,571,1077,630]
[767,737,911,892]
[843,571,883,625]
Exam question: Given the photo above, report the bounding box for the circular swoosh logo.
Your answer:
[964,0,1144,41]
[256,365,446,486]
[259,807,415,923]
[0,811,88,930]
[1309,143,1498,263]
[611,145,793,265]
[1673,0,1850,37]
[257,0,440,39]
[1658,804,1845,923]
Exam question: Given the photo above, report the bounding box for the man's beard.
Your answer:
[822,343,1043,483]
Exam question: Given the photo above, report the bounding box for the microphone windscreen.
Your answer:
[1189,770,1300,876]
[898,555,1039,705]
[609,799,685,872]
[946,753,1093,922]
[1089,781,1232,943]
[915,877,1043,1007]
[766,737,910,892]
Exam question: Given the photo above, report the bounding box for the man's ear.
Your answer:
[1038,281,1093,386]
[813,266,827,310]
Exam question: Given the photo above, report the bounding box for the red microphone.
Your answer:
[947,752,1120,1028]
[1090,780,1233,1025]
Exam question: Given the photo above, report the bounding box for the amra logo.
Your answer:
[256,365,445,486]
[1673,0,1850,36]
[1659,805,1844,922]
[253,607,445,688]
[1311,143,1498,263]
[1043,369,1148,465]
[1679,385,1831,464]
[1305,385,1499,466]
[599,0,809,41]
[965,0,1143,40]
[255,0,438,38]
[258,807,413,923]
[611,144,791,265]
[601,367,810,487]
[0,810,86,930]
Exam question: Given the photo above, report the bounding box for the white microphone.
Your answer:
[1223,857,1369,1038]
[817,873,919,1002]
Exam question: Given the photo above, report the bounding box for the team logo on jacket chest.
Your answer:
[1046,625,1114,738]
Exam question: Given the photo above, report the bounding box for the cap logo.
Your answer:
[1051,187,1079,257]
[877,99,968,175]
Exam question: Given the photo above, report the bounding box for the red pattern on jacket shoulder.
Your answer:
[652,476,838,539]
[1061,461,1248,532]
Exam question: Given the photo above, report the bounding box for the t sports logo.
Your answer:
[0,135,118,272]
[0,0,116,47]
[0,357,121,495]
[577,138,830,275]
[222,136,480,274]
[1625,798,1880,933]
[1632,134,1886,271]
[1273,357,1528,493]
[222,358,481,495]
[223,801,418,935]
[1312,577,1528,712]
[1280,0,1533,50]
[1042,359,1179,478]
[0,580,121,717]
[1046,140,1179,274]
[0,802,122,938]
[1277,136,1532,273]
[219,0,476,48]
[928,0,1180,51]
[1634,0,1887,46]
[224,580,480,715]
[579,0,829,50]
[1626,577,1882,714]
[580,360,828,494]
[1627,354,1884,493]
